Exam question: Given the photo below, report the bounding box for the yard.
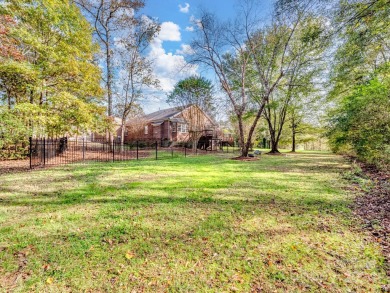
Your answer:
[0,152,388,292]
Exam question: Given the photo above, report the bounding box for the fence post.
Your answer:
[171,147,173,158]
[184,145,187,157]
[82,138,85,161]
[155,140,158,160]
[112,140,115,162]
[43,137,46,166]
[29,137,32,169]
[136,141,139,160]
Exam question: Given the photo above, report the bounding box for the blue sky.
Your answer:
[139,0,273,113]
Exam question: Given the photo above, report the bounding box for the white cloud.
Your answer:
[190,15,202,28]
[185,26,194,32]
[157,21,181,41]
[148,38,197,92]
[179,3,190,13]
[176,44,194,55]
[145,20,197,99]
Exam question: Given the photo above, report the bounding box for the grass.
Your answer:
[0,152,388,292]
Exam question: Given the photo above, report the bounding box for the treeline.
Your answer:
[0,0,158,154]
[0,1,107,149]
[186,0,389,168]
[189,0,330,156]
[327,0,390,170]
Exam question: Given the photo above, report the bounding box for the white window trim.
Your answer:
[144,125,148,135]
[178,123,188,133]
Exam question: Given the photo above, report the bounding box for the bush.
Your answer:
[0,107,29,158]
[327,78,390,171]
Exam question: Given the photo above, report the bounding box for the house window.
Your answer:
[172,123,177,132]
[144,125,148,135]
[178,123,188,133]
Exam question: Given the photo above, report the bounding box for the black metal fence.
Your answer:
[29,137,241,169]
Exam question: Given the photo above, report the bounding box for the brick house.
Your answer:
[124,105,218,147]
[90,117,123,141]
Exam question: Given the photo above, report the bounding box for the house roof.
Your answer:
[127,105,217,126]
[143,106,182,122]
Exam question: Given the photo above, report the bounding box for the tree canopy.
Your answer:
[0,0,105,144]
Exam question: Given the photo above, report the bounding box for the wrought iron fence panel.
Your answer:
[28,137,238,169]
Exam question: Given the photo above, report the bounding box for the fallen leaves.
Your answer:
[125,251,135,260]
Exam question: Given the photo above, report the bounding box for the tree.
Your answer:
[244,0,329,154]
[329,0,390,101]
[0,0,104,140]
[327,0,390,170]
[75,0,145,117]
[190,11,260,157]
[167,76,215,150]
[113,15,160,147]
[328,76,390,169]
[190,0,327,157]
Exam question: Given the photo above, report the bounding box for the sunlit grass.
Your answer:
[0,152,387,292]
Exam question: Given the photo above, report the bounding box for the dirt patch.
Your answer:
[0,245,34,291]
[353,163,390,276]
[231,156,260,161]
[0,160,31,174]
[266,152,286,156]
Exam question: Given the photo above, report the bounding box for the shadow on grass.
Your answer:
[0,153,351,216]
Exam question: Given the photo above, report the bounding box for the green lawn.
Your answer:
[0,153,387,292]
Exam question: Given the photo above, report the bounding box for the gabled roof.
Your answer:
[143,106,182,122]
[131,105,217,126]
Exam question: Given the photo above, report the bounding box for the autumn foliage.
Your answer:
[0,15,24,61]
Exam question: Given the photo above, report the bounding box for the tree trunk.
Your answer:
[237,114,247,157]
[291,130,296,152]
[30,90,34,104]
[120,121,125,152]
[270,139,280,153]
[106,39,113,117]
[268,129,280,154]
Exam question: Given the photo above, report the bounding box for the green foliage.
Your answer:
[0,106,29,149]
[0,0,104,148]
[327,0,390,170]
[328,74,390,170]
[167,76,215,114]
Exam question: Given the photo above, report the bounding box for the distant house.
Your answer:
[90,117,123,142]
[124,105,219,147]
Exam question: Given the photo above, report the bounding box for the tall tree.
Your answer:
[261,18,327,154]
[75,0,145,116]
[244,0,328,154]
[0,0,104,139]
[113,15,160,147]
[190,12,258,157]
[190,0,327,156]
